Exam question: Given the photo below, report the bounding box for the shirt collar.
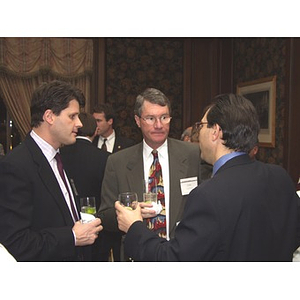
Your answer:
[212,151,247,177]
[30,130,58,162]
[143,139,168,160]
[100,129,115,142]
[76,136,92,143]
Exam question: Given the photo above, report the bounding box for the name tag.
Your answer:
[180,176,198,196]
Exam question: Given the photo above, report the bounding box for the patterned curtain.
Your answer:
[0,38,93,139]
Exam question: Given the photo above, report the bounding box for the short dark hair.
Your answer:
[92,103,115,123]
[134,88,171,117]
[77,112,97,137]
[205,93,260,153]
[30,80,86,127]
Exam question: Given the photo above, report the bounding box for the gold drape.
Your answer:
[0,38,93,139]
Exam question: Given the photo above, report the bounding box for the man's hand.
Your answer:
[139,201,158,219]
[73,218,102,246]
[115,201,143,233]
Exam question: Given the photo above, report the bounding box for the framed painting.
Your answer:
[237,76,276,148]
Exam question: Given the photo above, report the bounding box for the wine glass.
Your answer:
[118,192,138,210]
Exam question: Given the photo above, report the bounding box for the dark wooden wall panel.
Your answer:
[286,38,300,184]
[183,38,233,127]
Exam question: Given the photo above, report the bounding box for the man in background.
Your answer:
[92,103,136,260]
[92,103,135,153]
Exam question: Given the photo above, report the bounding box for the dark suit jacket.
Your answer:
[0,134,85,261]
[60,138,109,210]
[124,154,300,261]
[93,134,135,153]
[99,138,212,238]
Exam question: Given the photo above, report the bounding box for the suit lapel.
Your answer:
[168,138,189,197]
[167,139,192,234]
[25,135,75,225]
[125,143,145,201]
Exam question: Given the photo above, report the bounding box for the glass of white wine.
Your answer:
[80,197,96,223]
[118,192,138,210]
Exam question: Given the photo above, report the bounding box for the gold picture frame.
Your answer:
[237,75,276,148]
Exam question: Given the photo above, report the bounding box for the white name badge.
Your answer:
[180,176,198,196]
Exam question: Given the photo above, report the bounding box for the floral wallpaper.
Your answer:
[104,37,288,167]
[233,38,287,166]
[105,38,184,142]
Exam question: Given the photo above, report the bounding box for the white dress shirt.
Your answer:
[143,139,170,240]
[97,130,115,153]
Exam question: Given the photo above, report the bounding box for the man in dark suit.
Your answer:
[115,93,300,261]
[60,112,109,261]
[99,88,212,261]
[92,103,136,260]
[92,103,135,153]
[0,80,102,261]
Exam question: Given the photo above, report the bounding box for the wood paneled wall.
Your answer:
[183,38,233,126]
[285,38,300,184]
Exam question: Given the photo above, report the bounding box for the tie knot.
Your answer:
[152,150,158,158]
[101,138,107,151]
[55,152,63,169]
[55,152,61,162]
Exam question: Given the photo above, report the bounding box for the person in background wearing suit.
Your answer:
[92,103,136,261]
[92,103,135,153]
[0,80,102,261]
[60,112,109,261]
[99,87,212,261]
[115,93,300,261]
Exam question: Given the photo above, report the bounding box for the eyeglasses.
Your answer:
[194,121,208,130]
[140,115,172,125]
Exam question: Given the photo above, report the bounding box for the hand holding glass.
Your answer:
[118,192,138,210]
[143,179,157,203]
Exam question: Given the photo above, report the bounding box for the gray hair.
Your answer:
[134,88,171,117]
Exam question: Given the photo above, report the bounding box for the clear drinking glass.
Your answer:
[80,197,96,215]
[143,179,157,203]
[118,192,138,210]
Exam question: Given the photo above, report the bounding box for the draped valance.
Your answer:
[0,38,93,140]
[0,38,93,76]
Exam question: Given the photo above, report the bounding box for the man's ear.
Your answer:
[108,118,113,126]
[211,124,222,141]
[134,115,141,128]
[43,109,55,125]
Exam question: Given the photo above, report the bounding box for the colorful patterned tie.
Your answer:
[147,150,166,238]
[55,153,80,222]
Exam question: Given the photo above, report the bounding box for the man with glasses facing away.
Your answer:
[98,87,212,261]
